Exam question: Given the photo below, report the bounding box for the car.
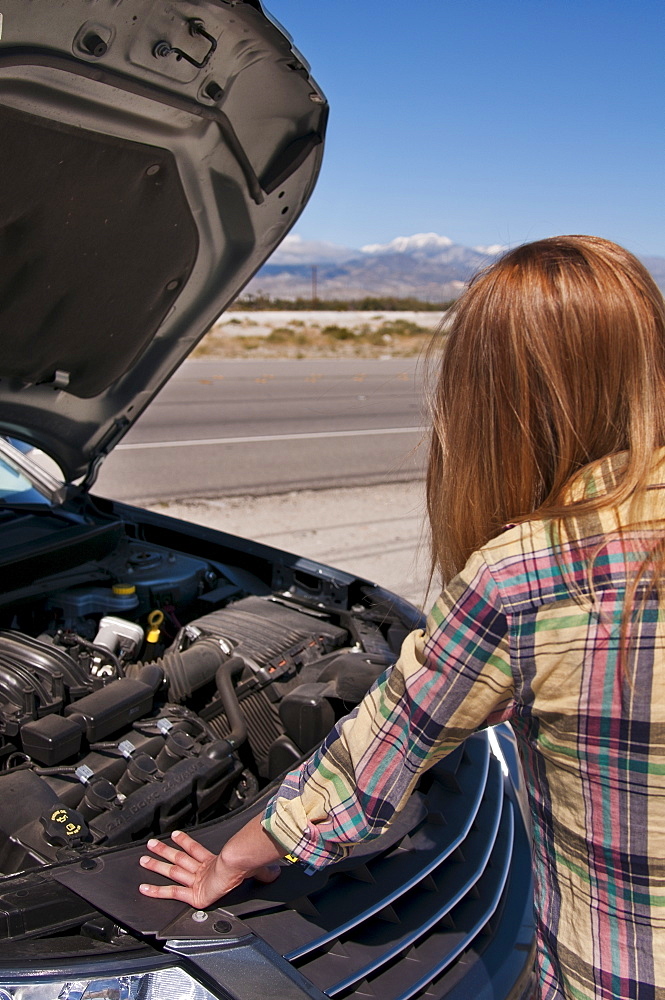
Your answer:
[0,2,536,998]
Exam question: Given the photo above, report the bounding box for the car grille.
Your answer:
[225,730,534,999]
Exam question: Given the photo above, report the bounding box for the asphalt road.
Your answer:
[95,358,427,503]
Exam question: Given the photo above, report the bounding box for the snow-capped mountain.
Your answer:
[246,233,499,301]
[360,233,455,255]
[244,233,665,302]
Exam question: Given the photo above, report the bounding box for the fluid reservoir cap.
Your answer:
[40,806,90,847]
[112,583,136,596]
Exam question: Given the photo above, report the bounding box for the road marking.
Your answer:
[117,426,422,451]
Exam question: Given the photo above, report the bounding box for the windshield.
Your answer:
[0,446,52,505]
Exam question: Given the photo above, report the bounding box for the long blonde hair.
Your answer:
[427,235,665,584]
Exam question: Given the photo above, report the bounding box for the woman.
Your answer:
[139,236,665,1000]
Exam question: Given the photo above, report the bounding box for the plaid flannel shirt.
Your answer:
[264,452,665,999]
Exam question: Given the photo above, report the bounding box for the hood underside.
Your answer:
[0,0,327,482]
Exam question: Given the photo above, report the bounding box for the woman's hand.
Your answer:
[139,816,284,909]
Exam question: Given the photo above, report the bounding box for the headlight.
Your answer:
[0,968,219,1000]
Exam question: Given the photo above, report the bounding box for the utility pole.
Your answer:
[311,265,318,304]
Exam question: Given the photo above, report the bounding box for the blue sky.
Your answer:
[267,1,664,257]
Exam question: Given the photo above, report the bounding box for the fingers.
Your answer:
[139,854,196,886]
[138,880,195,903]
[142,841,198,874]
[171,829,215,863]
[143,831,213,872]
[138,829,265,907]
[138,831,215,899]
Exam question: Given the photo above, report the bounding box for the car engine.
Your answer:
[0,523,408,876]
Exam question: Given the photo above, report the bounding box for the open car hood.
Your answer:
[0,0,326,484]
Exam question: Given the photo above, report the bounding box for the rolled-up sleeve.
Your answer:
[262,548,515,869]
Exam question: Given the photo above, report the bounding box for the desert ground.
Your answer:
[193,309,447,360]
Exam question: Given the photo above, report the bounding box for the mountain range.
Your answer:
[241,233,665,302]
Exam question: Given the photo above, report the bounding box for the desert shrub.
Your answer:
[267,327,309,346]
[378,319,429,337]
[361,330,391,346]
[266,327,296,343]
[323,325,355,340]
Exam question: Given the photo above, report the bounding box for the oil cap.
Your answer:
[40,806,90,847]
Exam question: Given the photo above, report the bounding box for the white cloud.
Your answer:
[270,234,358,265]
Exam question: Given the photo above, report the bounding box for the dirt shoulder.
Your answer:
[193,310,446,360]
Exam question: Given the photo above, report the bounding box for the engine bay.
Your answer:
[0,502,416,878]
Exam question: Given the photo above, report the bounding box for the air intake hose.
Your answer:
[214,655,248,752]
[126,638,249,753]
[126,636,229,701]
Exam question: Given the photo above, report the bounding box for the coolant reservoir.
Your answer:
[48,583,139,620]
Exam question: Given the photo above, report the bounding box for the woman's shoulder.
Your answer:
[455,450,665,614]
[477,519,570,613]
[482,517,551,567]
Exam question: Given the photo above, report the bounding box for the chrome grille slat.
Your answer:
[295,754,505,995]
[223,729,530,999]
[233,733,491,960]
[339,800,515,1000]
